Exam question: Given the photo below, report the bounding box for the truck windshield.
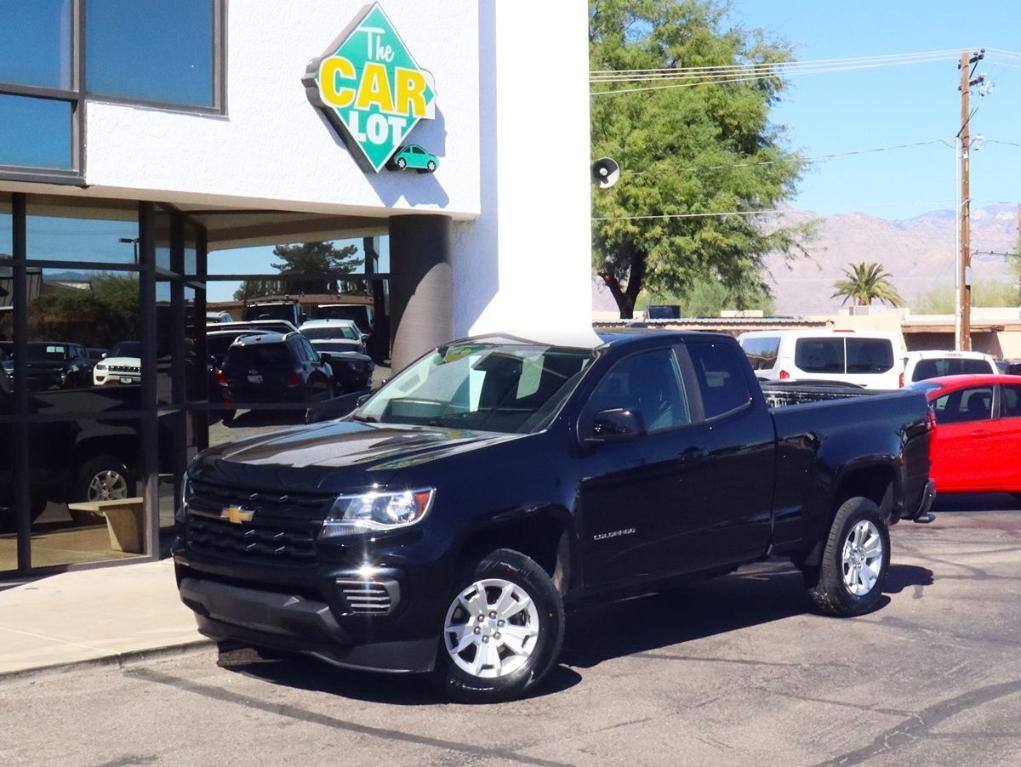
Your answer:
[354,342,595,433]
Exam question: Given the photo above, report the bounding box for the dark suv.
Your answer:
[217,333,334,420]
[3,341,95,391]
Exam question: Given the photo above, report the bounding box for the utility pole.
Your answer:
[958,50,973,351]
[957,49,985,351]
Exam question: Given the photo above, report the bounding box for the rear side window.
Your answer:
[1001,385,1021,418]
[794,338,843,374]
[227,344,290,366]
[846,338,894,374]
[685,342,753,418]
[911,357,994,382]
[740,336,780,370]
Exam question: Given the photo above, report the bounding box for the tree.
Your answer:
[233,241,362,301]
[637,274,774,316]
[831,262,903,307]
[914,279,1020,313]
[590,0,809,319]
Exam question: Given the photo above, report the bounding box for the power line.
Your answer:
[590,49,962,77]
[593,209,785,222]
[628,138,947,177]
[590,50,963,95]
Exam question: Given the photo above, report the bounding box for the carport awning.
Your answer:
[171,205,388,251]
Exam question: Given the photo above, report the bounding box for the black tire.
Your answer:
[396,158,407,169]
[436,548,564,704]
[68,455,135,526]
[426,160,436,172]
[221,409,236,426]
[807,496,890,617]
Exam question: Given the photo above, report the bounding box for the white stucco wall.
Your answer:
[83,0,481,218]
[451,1,593,337]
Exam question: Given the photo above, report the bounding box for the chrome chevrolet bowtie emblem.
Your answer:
[220,505,254,524]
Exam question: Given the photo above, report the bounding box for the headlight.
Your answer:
[95,363,107,371]
[176,473,192,524]
[320,488,434,538]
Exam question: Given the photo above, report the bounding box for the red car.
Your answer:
[911,374,1021,494]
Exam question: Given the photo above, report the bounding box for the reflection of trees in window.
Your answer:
[233,241,363,301]
[29,274,139,348]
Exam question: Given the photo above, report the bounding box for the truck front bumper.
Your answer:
[178,576,438,673]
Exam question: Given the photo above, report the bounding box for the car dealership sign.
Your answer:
[304,3,436,173]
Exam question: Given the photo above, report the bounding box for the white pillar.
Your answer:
[451,0,593,339]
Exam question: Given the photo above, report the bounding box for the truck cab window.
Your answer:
[587,349,690,432]
[685,342,753,419]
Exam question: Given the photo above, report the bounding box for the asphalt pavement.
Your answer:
[2,502,1020,766]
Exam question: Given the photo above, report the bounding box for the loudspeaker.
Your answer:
[591,157,620,189]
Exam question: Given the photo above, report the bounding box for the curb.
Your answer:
[0,638,215,684]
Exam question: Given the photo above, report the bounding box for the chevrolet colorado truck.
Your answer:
[174,331,934,703]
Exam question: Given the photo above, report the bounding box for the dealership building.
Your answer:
[0,1,592,578]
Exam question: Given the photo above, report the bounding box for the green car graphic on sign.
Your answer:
[387,144,438,173]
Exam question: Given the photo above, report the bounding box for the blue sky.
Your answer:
[731,0,1021,219]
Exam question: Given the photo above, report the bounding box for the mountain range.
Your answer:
[765,203,1020,315]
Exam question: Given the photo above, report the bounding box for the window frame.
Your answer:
[0,0,84,184]
[82,0,227,116]
[0,0,227,185]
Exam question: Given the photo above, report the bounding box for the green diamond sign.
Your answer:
[303,3,437,173]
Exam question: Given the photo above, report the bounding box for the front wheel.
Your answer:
[68,455,135,526]
[806,496,890,616]
[437,548,564,703]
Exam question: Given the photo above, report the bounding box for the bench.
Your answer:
[67,498,146,554]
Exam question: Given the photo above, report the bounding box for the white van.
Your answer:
[900,350,998,387]
[737,329,904,389]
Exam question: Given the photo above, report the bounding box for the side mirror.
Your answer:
[583,408,646,445]
[356,392,372,407]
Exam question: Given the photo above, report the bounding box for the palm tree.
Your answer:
[832,262,904,307]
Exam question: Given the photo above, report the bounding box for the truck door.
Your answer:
[680,340,776,565]
[577,347,717,588]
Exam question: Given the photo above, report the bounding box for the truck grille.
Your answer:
[336,579,399,615]
[185,480,334,565]
[186,516,318,564]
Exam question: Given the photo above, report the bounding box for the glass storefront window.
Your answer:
[27,198,140,264]
[0,0,73,90]
[85,0,216,108]
[30,416,145,567]
[0,193,11,259]
[0,95,73,170]
[25,268,141,416]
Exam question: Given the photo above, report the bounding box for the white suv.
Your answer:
[738,329,905,389]
[900,350,998,387]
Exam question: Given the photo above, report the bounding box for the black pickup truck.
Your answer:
[174,331,934,703]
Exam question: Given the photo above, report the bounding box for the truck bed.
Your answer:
[761,381,877,409]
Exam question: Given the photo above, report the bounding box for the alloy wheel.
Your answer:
[841,519,884,596]
[443,578,540,679]
[87,470,129,502]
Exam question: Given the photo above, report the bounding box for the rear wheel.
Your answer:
[396,157,407,169]
[436,548,564,703]
[806,496,890,616]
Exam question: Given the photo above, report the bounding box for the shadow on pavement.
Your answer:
[883,563,934,593]
[216,561,924,703]
[217,646,582,705]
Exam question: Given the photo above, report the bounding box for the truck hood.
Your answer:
[190,419,522,493]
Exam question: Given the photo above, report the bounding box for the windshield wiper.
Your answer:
[350,413,378,423]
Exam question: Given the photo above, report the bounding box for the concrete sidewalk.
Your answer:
[0,559,208,677]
